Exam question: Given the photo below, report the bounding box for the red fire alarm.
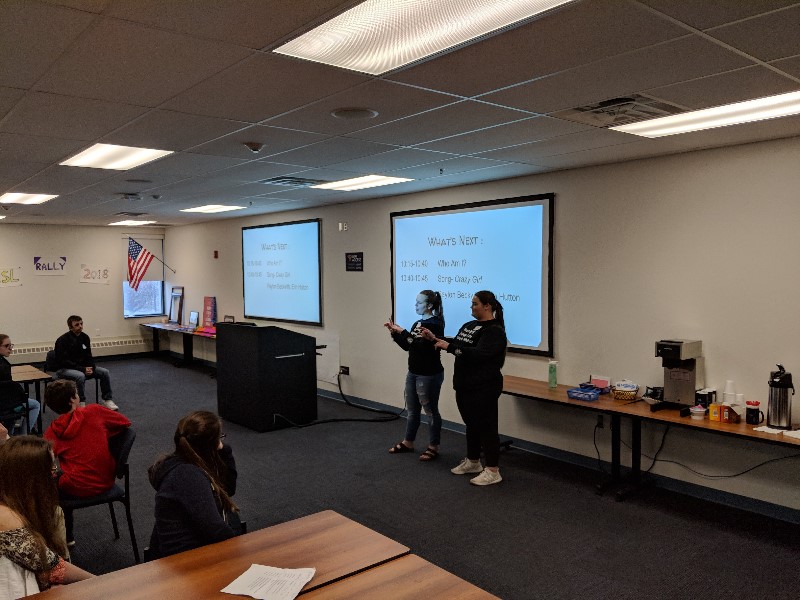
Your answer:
[213,250,219,259]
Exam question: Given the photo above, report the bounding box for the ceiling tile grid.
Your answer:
[0,0,799,226]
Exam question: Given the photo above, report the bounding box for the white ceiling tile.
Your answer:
[191,125,328,159]
[0,2,95,89]
[0,160,50,183]
[483,35,752,114]
[387,0,688,97]
[126,152,248,178]
[104,0,349,50]
[390,156,516,180]
[0,92,148,140]
[708,5,800,61]
[209,161,308,183]
[265,80,458,135]
[328,148,453,173]
[771,55,800,79]
[0,132,87,163]
[13,164,118,195]
[0,87,26,119]
[163,53,369,123]
[40,0,111,13]
[266,137,396,168]
[349,101,533,146]
[477,128,634,163]
[639,0,798,30]
[646,66,800,110]
[102,110,248,152]
[417,116,592,154]
[34,19,253,108]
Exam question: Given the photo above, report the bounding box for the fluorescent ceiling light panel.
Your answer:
[108,220,157,226]
[311,175,413,191]
[0,216,5,220]
[0,192,58,205]
[60,143,173,170]
[180,205,246,213]
[610,90,800,138]
[274,0,577,75]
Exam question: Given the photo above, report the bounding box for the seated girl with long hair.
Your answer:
[0,436,93,598]
[148,410,239,558]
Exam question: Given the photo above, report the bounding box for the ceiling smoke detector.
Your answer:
[243,142,265,154]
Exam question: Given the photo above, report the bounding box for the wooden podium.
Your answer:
[216,323,317,432]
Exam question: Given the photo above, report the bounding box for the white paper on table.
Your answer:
[221,564,315,600]
[752,425,786,435]
[782,429,800,440]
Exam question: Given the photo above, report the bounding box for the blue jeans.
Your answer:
[57,367,112,402]
[404,371,444,446]
[10,399,40,434]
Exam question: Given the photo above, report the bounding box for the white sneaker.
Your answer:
[451,458,483,475]
[103,400,119,411]
[470,468,502,486]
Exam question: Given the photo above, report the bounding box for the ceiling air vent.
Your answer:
[552,94,686,128]
[115,212,148,217]
[258,176,328,188]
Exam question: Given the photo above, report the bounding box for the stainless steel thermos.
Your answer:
[767,364,794,430]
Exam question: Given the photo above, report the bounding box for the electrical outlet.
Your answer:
[339,366,350,375]
[596,414,604,429]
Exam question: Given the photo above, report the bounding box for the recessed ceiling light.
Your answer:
[180,205,247,214]
[610,90,800,138]
[274,0,577,75]
[108,220,157,226]
[311,175,413,191]
[0,192,58,205]
[60,143,173,170]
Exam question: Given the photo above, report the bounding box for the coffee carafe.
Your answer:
[767,364,795,430]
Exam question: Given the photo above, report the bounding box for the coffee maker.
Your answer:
[767,364,794,430]
[654,339,704,412]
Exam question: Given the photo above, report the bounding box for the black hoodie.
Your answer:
[147,444,237,558]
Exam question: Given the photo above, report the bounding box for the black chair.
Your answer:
[0,380,32,434]
[45,350,99,404]
[60,427,140,563]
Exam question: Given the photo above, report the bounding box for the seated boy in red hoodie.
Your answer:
[44,379,131,545]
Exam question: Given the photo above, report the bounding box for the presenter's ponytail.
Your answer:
[475,290,504,329]
[420,289,444,323]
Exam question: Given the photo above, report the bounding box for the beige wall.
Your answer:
[165,136,800,511]
[0,225,165,346]
[4,136,798,510]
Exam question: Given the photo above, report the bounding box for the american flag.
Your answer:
[127,238,154,291]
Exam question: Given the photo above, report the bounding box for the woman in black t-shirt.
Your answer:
[384,290,445,461]
[421,291,507,485]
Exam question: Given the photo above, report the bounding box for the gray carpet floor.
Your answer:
[42,357,800,600]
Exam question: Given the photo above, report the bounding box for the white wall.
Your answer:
[165,136,800,511]
[5,137,797,511]
[0,225,165,351]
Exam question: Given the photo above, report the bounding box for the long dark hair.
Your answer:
[0,436,67,559]
[474,290,505,328]
[419,290,444,322]
[173,411,237,514]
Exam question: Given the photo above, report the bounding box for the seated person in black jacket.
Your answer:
[148,410,239,558]
[54,315,118,411]
[0,334,41,434]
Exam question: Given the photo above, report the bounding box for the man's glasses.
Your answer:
[0,344,13,349]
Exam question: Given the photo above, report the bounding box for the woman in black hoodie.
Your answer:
[148,411,238,558]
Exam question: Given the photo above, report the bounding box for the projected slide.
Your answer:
[392,194,553,354]
[242,219,322,325]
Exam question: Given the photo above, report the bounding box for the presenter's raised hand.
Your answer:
[384,319,403,334]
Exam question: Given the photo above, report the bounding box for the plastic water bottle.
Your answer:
[548,360,558,389]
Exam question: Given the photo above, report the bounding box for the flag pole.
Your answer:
[129,237,177,274]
